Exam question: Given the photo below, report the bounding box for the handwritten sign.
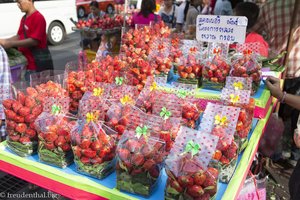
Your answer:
[196,15,248,44]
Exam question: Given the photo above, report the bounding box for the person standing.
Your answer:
[253,0,300,166]
[159,0,178,28]
[87,1,106,20]
[0,0,51,81]
[0,45,11,142]
[184,0,202,37]
[132,0,161,27]
[214,0,233,15]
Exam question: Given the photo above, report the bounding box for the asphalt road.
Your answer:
[49,31,82,71]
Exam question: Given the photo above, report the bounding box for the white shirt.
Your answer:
[176,1,187,24]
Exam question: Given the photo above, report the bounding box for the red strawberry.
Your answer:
[115,125,125,135]
[197,193,211,200]
[118,117,128,126]
[15,115,25,123]
[131,168,143,176]
[15,123,27,134]
[82,148,97,158]
[194,171,206,186]
[143,159,156,170]
[223,142,238,160]
[57,129,69,136]
[73,146,82,157]
[220,155,230,165]
[61,143,71,151]
[80,139,91,149]
[170,180,183,193]
[25,129,36,138]
[18,107,31,117]
[44,142,55,150]
[19,136,31,144]
[6,120,17,129]
[149,166,160,178]
[213,150,222,161]
[31,105,43,117]
[2,99,14,109]
[55,135,66,147]
[203,170,217,188]
[24,114,36,123]
[12,101,22,113]
[25,96,36,108]
[80,156,90,164]
[9,134,20,142]
[90,140,102,151]
[29,122,36,130]
[127,139,142,152]
[4,110,17,120]
[45,132,58,142]
[26,87,38,97]
[131,153,145,166]
[238,110,247,122]
[187,185,204,198]
[117,148,130,161]
[91,157,103,164]
[17,91,26,105]
[204,185,217,196]
[141,145,154,158]
[178,175,194,187]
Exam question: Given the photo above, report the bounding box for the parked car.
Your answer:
[76,0,116,18]
[0,0,77,45]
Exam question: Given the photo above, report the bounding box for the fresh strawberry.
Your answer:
[141,145,154,158]
[9,134,20,142]
[213,150,222,161]
[80,156,90,164]
[118,117,128,126]
[19,136,31,144]
[15,123,27,134]
[45,132,58,142]
[17,91,26,105]
[55,135,66,147]
[29,122,36,130]
[25,129,36,138]
[91,157,103,164]
[142,159,156,170]
[57,129,69,136]
[12,101,22,113]
[220,155,230,165]
[80,139,91,149]
[18,107,31,117]
[44,142,55,150]
[82,148,97,158]
[187,185,204,198]
[194,171,206,186]
[73,146,82,157]
[26,87,38,97]
[127,139,142,152]
[170,180,183,193]
[2,99,14,109]
[14,116,25,123]
[115,125,125,135]
[4,110,16,120]
[31,105,43,117]
[203,171,217,188]
[61,143,71,152]
[90,140,103,151]
[223,142,238,160]
[24,114,36,123]
[131,153,145,166]
[197,193,211,200]
[178,175,194,187]
[6,120,17,129]
[131,168,143,176]
[149,166,160,178]
[25,96,36,108]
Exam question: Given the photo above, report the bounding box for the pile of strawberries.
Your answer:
[116,130,166,196]
[3,88,43,156]
[72,123,117,179]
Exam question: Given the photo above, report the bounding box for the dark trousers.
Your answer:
[290,159,300,200]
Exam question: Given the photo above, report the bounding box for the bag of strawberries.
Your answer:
[165,126,219,200]
[202,48,231,91]
[34,97,76,168]
[148,51,173,78]
[230,49,262,95]
[71,110,118,179]
[221,88,255,152]
[3,82,43,157]
[200,102,241,183]
[116,126,166,196]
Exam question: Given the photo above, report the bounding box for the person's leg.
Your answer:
[289,159,300,200]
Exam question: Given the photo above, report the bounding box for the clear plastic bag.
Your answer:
[116,128,166,196]
[165,127,219,200]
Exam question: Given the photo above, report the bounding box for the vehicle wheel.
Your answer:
[77,6,85,18]
[47,22,65,45]
[106,4,114,14]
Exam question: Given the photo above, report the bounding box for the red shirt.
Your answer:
[17,11,47,70]
[245,32,269,57]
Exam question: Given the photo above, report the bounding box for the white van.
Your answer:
[0,0,77,45]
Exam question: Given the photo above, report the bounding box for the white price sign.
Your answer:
[196,15,248,44]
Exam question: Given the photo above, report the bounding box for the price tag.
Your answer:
[196,15,248,44]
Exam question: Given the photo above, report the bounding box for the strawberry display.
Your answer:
[35,103,75,168]
[200,103,241,183]
[149,52,173,77]
[71,115,117,179]
[3,88,43,157]
[230,50,262,95]
[221,88,255,153]
[116,128,166,196]
[165,127,219,200]
[202,49,231,90]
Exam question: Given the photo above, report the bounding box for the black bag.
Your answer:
[23,15,54,72]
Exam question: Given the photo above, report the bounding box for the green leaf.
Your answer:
[166,186,180,195]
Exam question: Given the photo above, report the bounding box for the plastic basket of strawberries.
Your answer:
[221,88,255,153]
[34,97,76,168]
[230,49,262,95]
[165,126,219,200]
[116,126,166,196]
[3,83,43,157]
[202,48,231,91]
[200,103,241,183]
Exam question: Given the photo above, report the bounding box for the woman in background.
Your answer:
[159,0,177,28]
[132,0,161,27]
